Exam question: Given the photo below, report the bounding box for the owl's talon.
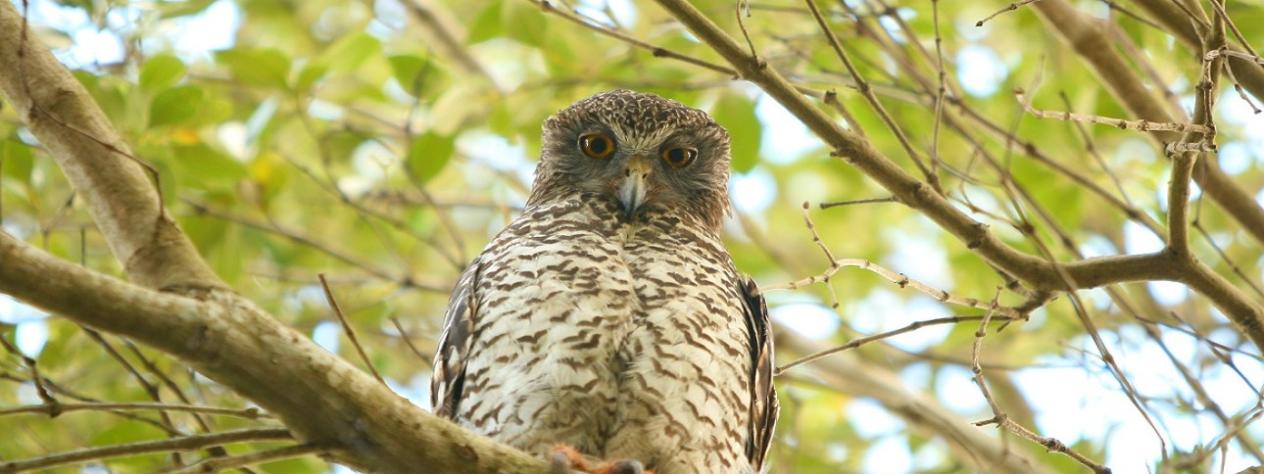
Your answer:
[604,459,645,474]
[550,444,592,473]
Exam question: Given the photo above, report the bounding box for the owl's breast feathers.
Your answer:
[431,194,777,474]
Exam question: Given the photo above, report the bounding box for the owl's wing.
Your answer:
[430,258,482,419]
[740,276,779,470]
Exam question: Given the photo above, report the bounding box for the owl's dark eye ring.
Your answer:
[578,133,616,159]
[660,147,698,168]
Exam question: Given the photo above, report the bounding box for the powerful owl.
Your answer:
[431,90,778,474]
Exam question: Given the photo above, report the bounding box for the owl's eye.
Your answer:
[660,147,698,168]
[578,133,616,159]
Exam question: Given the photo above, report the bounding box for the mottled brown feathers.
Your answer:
[431,90,778,474]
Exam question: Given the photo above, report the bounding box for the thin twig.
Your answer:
[162,443,326,474]
[0,336,60,417]
[803,0,940,192]
[776,314,1017,374]
[389,316,434,368]
[818,196,896,209]
[1015,88,1212,133]
[318,274,386,386]
[0,402,265,419]
[976,0,1045,27]
[969,289,1113,474]
[0,428,292,473]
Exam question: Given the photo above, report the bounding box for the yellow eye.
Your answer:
[660,147,697,168]
[579,133,616,159]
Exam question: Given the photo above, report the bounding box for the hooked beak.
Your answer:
[619,157,651,217]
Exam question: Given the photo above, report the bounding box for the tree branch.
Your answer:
[0,428,292,473]
[163,443,328,474]
[0,402,266,419]
[1129,0,1264,103]
[0,230,550,473]
[1030,0,1264,247]
[0,1,220,291]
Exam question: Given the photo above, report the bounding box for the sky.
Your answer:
[2,0,1263,472]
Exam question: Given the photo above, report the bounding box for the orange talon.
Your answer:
[550,444,594,472]
[548,444,652,474]
[590,460,652,474]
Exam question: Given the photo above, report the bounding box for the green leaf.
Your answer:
[149,85,205,128]
[1,139,34,182]
[259,456,324,474]
[172,143,248,187]
[502,0,547,47]
[712,93,762,172]
[215,48,291,89]
[139,54,186,92]
[467,0,503,44]
[318,32,382,72]
[295,62,329,94]
[406,132,454,184]
[389,54,428,93]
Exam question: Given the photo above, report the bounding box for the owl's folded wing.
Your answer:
[739,276,779,471]
[431,258,482,419]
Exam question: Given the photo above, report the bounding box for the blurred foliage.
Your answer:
[1,0,1263,472]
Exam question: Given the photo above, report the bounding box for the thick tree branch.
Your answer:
[0,230,550,473]
[0,1,220,291]
[646,0,1264,351]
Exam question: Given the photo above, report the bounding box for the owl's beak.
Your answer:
[619,157,651,217]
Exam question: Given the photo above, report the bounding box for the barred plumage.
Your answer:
[432,90,777,474]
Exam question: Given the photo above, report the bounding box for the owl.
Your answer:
[431,90,778,474]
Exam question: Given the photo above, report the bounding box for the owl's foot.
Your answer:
[548,444,654,474]
[550,444,592,473]
[591,459,650,474]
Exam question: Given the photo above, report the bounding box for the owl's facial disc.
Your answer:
[618,156,652,217]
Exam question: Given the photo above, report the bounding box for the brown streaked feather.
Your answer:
[431,258,482,418]
[740,276,779,470]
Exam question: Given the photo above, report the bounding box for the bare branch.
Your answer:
[0,402,265,419]
[162,443,327,474]
[318,274,386,386]
[776,314,1018,374]
[0,428,292,473]
[976,0,1044,27]
[803,0,940,191]
[1015,89,1211,134]
[968,294,1111,474]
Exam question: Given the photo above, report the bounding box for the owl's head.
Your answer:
[529,89,732,230]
